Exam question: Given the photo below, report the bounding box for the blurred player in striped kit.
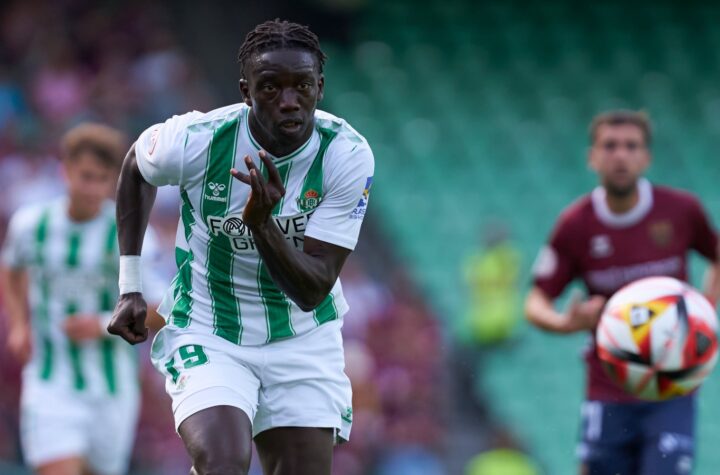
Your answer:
[1,124,165,475]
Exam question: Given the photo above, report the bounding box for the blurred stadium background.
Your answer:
[1,0,720,474]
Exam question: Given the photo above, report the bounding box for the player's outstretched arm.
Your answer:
[1,266,31,363]
[703,244,720,307]
[108,144,157,344]
[231,152,350,312]
[525,286,605,334]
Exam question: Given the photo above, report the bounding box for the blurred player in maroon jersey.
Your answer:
[525,110,720,475]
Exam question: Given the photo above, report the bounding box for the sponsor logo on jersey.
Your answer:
[350,176,373,220]
[586,256,682,294]
[205,182,228,203]
[649,220,673,248]
[206,211,314,253]
[590,234,613,258]
[222,216,246,236]
[297,189,321,210]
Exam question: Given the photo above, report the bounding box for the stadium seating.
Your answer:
[322,1,720,473]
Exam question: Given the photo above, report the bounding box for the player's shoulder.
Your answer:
[652,184,703,210]
[315,109,370,151]
[184,103,248,132]
[314,109,373,177]
[556,193,594,229]
[7,197,63,232]
[153,104,247,142]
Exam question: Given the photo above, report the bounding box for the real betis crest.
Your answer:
[297,189,322,211]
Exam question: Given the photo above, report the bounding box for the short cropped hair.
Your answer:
[237,19,326,79]
[61,123,127,169]
[589,110,652,146]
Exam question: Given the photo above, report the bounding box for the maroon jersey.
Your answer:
[533,179,718,402]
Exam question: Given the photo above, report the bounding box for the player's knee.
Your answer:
[190,446,251,475]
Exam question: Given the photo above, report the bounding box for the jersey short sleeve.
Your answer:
[135,111,203,187]
[688,196,719,261]
[532,212,578,299]
[1,206,40,269]
[304,140,375,251]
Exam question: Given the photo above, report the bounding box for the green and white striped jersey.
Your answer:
[1,198,165,396]
[136,104,374,346]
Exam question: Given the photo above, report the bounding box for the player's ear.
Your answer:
[239,79,252,107]
[317,74,324,102]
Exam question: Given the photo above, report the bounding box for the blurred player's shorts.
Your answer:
[20,380,139,475]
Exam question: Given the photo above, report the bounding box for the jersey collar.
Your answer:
[591,178,653,228]
[243,107,318,166]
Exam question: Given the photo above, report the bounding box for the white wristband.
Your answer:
[119,255,143,295]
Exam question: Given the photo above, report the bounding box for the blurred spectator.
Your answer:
[461,221,522,346]
[464,429,542,475]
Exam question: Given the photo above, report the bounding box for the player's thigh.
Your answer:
[577,400,641,475]
[35,456,86,475]
[86,390,140,475]
[20,384,91,471]
[255,320,353,442]
[255,427,334,475]
[179,405,254,474]
[640,396,695,475]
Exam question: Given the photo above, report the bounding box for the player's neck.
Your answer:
[67,200,100,223]
[605,187,640,214]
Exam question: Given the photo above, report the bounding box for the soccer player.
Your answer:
[1,123,165,475]
[525,110,720,475]
[108,20,374,475]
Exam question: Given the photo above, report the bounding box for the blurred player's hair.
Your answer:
[590,110,652,146]
[61,123,127,169]
[237,19,327,78]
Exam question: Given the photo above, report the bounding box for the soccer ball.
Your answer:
[596,276,718,400]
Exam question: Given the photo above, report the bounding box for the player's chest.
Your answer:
[577,216,690,269]
[187,155,325,254]
[32,226,116,294]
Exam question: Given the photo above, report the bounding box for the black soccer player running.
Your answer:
[109,20,374,475]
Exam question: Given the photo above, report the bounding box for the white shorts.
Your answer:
[20,381,139,475]
[150,319,353,442]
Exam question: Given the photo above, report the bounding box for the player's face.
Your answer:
[589,124,650,197]
[240,49,324,150]
[63,152,117,217]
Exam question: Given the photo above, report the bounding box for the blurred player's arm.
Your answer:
[1,266,31,363]
[688,197,720,306]
[108,144,158,344]
[703,243,720,306]
[525,286,605,334]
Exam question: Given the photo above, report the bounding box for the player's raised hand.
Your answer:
[562,295,607,333]
[230,150,285,228]
[108,293,148,344]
